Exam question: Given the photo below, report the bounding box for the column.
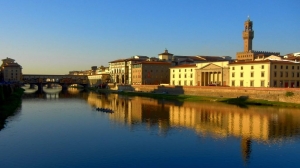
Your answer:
[202,72,205,86]
[203,72,207,86]
[217,72,220,85]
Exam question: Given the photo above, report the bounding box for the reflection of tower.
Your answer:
[243,17,254,52]
[241,138,252,163]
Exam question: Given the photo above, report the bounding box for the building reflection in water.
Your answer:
[86,92,300,161]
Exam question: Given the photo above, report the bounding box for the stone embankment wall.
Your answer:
[116,84,300,104]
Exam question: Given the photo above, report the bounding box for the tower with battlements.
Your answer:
[236,17,280,62]
[243,17,254,52]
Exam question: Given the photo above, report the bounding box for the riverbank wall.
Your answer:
[114,84,300,104]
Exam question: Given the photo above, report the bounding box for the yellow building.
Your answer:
[170,61,230,86]
[230,60,300,87]
[170,64,197,86]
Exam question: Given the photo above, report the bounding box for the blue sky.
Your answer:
[0,0,299,74]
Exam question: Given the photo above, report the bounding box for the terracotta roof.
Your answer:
[270,61,300,64]
[109,58,147,63]
[179,59,194,63]
[170,64,197,69]
[230,60,300,65]
[132,61,171,65]
[197,56,227,61]
[285,56,300,60]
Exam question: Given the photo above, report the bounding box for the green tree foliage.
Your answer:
[285,91,294,97]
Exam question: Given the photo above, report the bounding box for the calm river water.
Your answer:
[0,88,300,168]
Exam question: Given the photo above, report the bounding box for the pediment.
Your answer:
[199,63,222,70]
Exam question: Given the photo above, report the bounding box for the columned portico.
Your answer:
[200,71,222,86]
[195,62,230,87]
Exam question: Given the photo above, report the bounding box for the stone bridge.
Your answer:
[22,74,89,91]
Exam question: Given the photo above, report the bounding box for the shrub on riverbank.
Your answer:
[0,87,24,129]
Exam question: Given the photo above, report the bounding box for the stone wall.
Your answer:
[117,84,300,104]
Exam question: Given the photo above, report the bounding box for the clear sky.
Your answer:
[0,0,299,74]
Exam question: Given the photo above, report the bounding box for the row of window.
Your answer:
[111,69,125,73]
[274,72,300,78]
[172,80,193,86]
[238,54,253,58]
[5,70,19,72]
[232,71,300,78]
[232,72,265,78]
[132,69,168,73]
[4,73,19,76]
[172,74,193,78]
[232,65,264,70]
[232,65,300,70]
[231,80,300,87]
[172,69,193,72]
[274,65,300,70]
[231,80,265,87]
[132,75,167,78]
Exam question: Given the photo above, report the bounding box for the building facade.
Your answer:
[229,60,300,88]
[109,57,148,84]
[170,64,197,86]
[0,57,22,82]
[132,61,171,85]
[170,61,230,86]
[195,61,230,86]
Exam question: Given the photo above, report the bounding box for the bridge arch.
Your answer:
[22,74,89,92]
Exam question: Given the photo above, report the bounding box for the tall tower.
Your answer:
[243,17,254,52]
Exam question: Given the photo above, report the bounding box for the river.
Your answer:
[0,88,300,168]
